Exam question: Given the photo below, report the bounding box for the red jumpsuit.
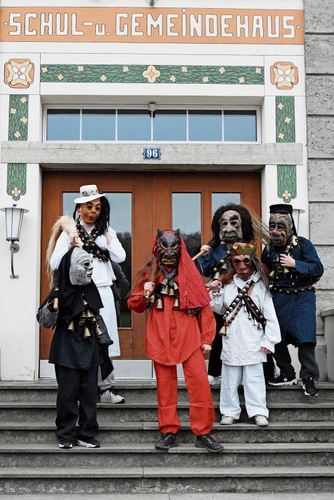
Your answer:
[128,274,216,436]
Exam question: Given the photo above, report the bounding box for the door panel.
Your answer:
[40,171,260,361]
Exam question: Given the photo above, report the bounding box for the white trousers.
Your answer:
[98,368,114,391]
[98,285,120,357]
[220,363,268,419]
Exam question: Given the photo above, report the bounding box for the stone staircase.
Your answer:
[0,379,334,495]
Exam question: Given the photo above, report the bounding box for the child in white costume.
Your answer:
[209,242,281,427]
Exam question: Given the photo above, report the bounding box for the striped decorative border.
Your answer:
[7,95,28,200]
[40,64,264,85]
[276,96,296,203]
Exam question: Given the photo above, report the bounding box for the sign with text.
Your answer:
[143,147,162,160]
[0,7,304,44]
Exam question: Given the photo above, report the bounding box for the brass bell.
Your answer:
[83,326,91,338]
[156,297,164,310]
[67,321,74,332]
[173,297,180,309]
[219,325,227,336]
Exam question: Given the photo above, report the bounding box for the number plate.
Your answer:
[143,147,162,160]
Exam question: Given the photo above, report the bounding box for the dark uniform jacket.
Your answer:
[261,236,324,346]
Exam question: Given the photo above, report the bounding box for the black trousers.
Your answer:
[207,313,224,377]
[54,364,99,444]
[273,341,319,380]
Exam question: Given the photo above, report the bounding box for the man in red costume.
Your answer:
[127,229,223,453]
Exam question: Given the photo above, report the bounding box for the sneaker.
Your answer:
[268,374,297,386]
[208,375,221,386]
[155,432,178,450]
[77,437,100,448]
[302,377,318,396]
[58,442,72,449]
[220,415,236,425]
[195,434,224,453]
[99,389,125,404]
[254,415,269,427]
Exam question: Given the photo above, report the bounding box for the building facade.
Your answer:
[0,0,332,381]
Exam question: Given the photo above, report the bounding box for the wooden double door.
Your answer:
[40,170,261,361]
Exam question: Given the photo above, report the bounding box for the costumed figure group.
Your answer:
[198,201,324,425]
[37,184,323,449]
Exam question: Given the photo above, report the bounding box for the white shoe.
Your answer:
[254,415,269,427]
[208,375,221,385]
[99,390,125,404]
[220,415,236,425]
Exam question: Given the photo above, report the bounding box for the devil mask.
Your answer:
[155,228,181,270]
[149,228,211,311]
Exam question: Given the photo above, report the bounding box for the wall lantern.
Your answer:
[292,208,305,233]
[147,0,157,6]
[0,204,29,279]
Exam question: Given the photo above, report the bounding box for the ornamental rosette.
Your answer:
[4,59,35,89]
[143,65,160,83]
[270,62,299,90]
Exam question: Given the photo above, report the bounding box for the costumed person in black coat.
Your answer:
[38,245,112,449]
[262,204,324,396]
[48,185,126,405]
[197,203,272,384]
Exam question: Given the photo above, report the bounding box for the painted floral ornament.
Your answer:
[4,59,35,89]
[270,61,299,90]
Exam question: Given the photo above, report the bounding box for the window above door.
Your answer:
[45,107,259,143]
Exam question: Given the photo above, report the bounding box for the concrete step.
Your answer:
[1,421,334,444]
[1,465,334,494]
[0,380,333,403]
[0,400,333,423]
[1,495,334,500]
[1,442,334,468]
[1,380,333,494]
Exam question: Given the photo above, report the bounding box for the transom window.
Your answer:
[45,108,258,143]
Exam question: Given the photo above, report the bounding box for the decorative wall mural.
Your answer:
[270,61,299,90]
[4,58,35,89]
[40,64,264,85]
[276,96,296,203]
[7,164,27,201]
[8,95,29,141]
[7,95,29,201]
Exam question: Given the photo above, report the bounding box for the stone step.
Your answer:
[0,381,333,403]
[1,495,334,500]
[1,381,333,494]
[1,465,334,494]
[1,421,334,444]
[0,401,333,423]
[0,442,334,469]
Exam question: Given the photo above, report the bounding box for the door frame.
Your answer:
[39,170,261,378]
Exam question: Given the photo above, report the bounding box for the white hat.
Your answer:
[73,185,105,204]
